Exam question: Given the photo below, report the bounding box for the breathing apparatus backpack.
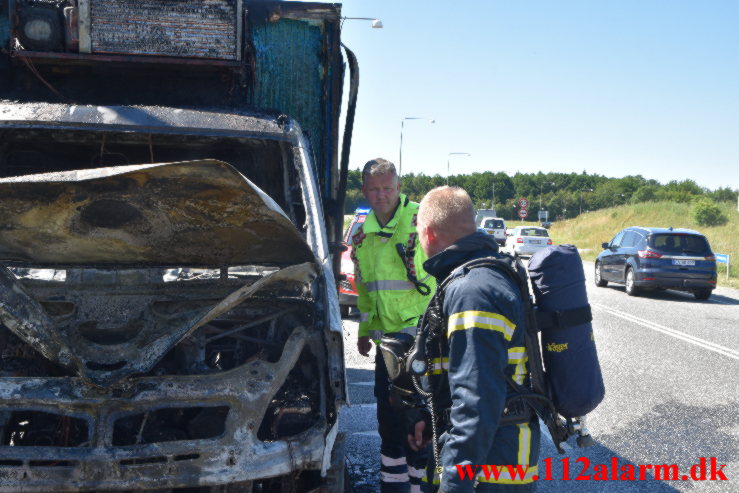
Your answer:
[380,244,605,454]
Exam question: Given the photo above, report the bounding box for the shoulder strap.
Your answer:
[437,256,550,396]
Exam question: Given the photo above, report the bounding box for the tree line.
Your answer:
[343,170,738,221]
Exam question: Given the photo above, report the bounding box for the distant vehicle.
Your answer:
[595,227,717,299]
[339,208,370,315]
[479,217,507,245]
[540,221,553,229]
[475,208,497,225]
[504,226,552,257]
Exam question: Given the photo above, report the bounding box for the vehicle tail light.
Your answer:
[638,249,662,259]
[517,238,523,243]
[643,277,656,281]
[704,254,715,261]
[547,239,552,245]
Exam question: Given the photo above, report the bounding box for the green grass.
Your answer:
[549,201,739,288]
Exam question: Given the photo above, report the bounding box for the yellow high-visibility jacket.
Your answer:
[351,194,435,341]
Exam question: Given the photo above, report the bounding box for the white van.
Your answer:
[479,217,507,245]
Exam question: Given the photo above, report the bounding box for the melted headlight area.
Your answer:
[258,348,321,442]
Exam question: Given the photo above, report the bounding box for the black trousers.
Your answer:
[375,352,428,492]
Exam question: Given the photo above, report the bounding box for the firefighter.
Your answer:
[409,186,540,492]
[352,158,435,492]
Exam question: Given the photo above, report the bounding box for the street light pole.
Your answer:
[580,188,593,215]
[398,117,434,176]
[540,181,555,211]
[446,152,471,185]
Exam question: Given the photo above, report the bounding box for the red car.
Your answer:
[339,208,369,316]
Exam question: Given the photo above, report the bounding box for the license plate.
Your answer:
[529,240,541,245]
[672,259,695,266]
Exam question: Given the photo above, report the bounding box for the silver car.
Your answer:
[504,226,553,257]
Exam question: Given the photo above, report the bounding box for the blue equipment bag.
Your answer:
[528,244,605,418]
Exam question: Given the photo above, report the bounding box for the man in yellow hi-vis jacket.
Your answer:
[351,158,435,493]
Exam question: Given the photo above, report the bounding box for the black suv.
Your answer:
[595,227,717,299]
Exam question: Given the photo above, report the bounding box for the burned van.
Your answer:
[0,1,354,491]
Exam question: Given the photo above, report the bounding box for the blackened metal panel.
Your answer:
[250,18,326,196]
[89,0,240,60]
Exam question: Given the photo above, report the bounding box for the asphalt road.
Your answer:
[338,260,739,492]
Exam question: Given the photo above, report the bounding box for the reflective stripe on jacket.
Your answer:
[421,232,540,492]
[351,194,435,340]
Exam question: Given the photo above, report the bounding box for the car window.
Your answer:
[650,234,710,254]
[520,228,548,237]
[621,231,637,248]
[636,236,648,249]
[610,231,625,248]
[484,219,505,229]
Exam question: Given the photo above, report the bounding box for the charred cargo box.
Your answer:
[0,2,351,492]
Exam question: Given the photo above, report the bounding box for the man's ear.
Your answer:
[425,224,437,244]
[425,225,443,255]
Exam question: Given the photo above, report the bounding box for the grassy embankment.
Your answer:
[344,201,738,288]
[549,201,739,289]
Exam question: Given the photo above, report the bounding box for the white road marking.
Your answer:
[592,302,739,360]
[670,290,734,305]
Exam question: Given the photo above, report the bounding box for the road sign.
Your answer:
[518,198,529,208]
[716,253,730,281]
[518,208,528,219]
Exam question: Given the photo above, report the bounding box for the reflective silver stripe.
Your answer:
[359,312,370,323]
[381,471,410,482]
[365,280,417,292]
[508,346,528,385]
[369,330,384,340]
[427,357,449,375]
[381,455,407,467]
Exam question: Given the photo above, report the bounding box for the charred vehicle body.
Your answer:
[0,1,357,491]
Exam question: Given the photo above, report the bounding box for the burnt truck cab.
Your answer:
[0,2,351,492]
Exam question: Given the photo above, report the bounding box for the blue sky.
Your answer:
[331,0,738,191]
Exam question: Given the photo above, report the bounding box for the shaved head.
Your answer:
[417,186,476,257]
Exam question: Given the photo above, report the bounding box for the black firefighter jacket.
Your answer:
[421,232,540,492]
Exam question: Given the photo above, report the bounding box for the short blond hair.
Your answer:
[418,186,476,241]
[362,158,397,183]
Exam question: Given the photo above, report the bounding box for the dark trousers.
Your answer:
[375,352,427,492]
